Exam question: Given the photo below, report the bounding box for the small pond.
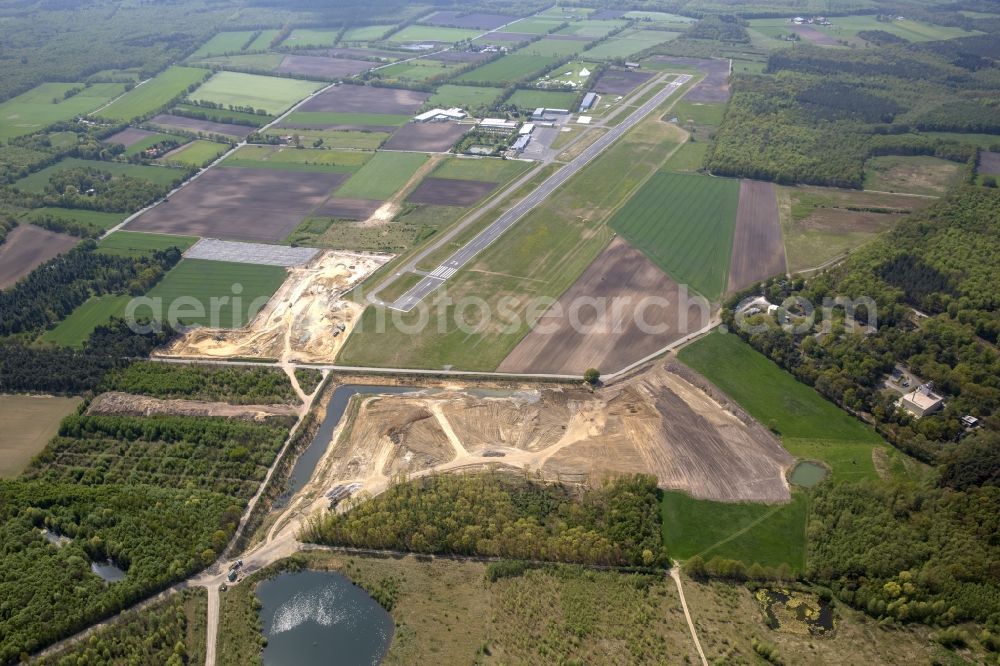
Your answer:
[273,385,424,508]
[91,560,127,583]
[257,570,393,666]
[789,461,828,488]
[757,588,834,636]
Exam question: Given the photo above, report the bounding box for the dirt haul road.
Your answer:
[162,250,390,364]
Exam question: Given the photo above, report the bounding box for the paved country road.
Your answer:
[388,73,693,313]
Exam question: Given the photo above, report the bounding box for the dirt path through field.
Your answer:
[671,567,709,666]
[359,153,443,227]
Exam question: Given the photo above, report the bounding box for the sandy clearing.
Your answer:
[160,249,391,363]
[87,392,299,420]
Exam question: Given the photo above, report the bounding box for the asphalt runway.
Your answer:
[389,74,693,312]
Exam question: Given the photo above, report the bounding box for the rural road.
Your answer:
[386,73,694,313]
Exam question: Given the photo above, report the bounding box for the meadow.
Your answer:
[660,491,808,570]
[0,395,81,477]
[24,207,125,234]
[98,230,198,258]
[427,84,504,109]
[222,145,370,172]
[677,332,882,443]
[341,25,391,41]
[163,140,229,167]
[15,158,185,192]
[39,294,132,347]
[431,156,532,183]
[142,259,287,329]
[262,127,389,150]
[506,88,579,110]
[281,111,410,127]
[376,59,457,83]
[189,72,323,115]
[387,25,481,42]
[862,155,963,196]
[608,171,739,301]
[122,132,188,156]
[285,28,341,47]
[188,30,258,58]
[581,30,678,59]
[334,151,428,199]
[0,82,126,140]
[247,29,281,50]
[555,18,626,37]
[97,67,208,121]
[517,37,590,57]
[814,15,979,42]
[456,54,559,84]
[503,17,566,34]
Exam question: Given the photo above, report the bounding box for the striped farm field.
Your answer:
[456,54,560,84]
[608,172,739,300]
[96,67,209,121]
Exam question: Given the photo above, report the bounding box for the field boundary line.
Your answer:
[691,502,786,562]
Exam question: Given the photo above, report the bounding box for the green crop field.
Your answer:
[342,24,392,41]
[555,19,626,37]
[504,17,566,34]
[427,85,504,109]
[223,145,370,172]
[431,157,532,183]
[168,103,273,127]
[122,132,187,157]
[661,491,808,571]
[98,231,197,258]
[334,151,428,199]
[377,59,458,83]
[811,15,979,42]
[282,111,410,127]
[15,158,186,193]
[191,53,285,72]
[262,127,389,150]
[97,67,208,121]
[517,37,590,57]
[162,139,228,167]
[142,259,287,329]
[387,25,481,43]
[24,207,125,233]
[247,29,280,50]
[608,172,738,300]
[0,83,127,141]
[456,54,559,84]
[40,294,132,347]
[507,88,579,110]
[285,28,341,47]
[678,332,881,442]
[583,30,679,59]
[189,31,258,59]
[189,72,323,115]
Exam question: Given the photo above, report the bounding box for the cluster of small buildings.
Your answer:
[791,16,832,25]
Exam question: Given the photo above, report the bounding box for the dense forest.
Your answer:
[36,590,206,666]
[0,480,240,663]
[303,472,667,567]
[809,482,1000,628]
[726,186,1000,461]
[101,361,309,405]
[0,243,180,337]
[0,317,177,393]
[706,44,993,187]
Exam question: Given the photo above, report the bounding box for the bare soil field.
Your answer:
[979,150,1000,175]
[727,180,786,292]
[162,250,390,363]
[321,47,400,61]
[593,69,654,95]
[150,114,253,139]
[126,167,348,243]
[275,55,373,79]
[0,225,79,288]
[0,394,82,477]
[87,391,298,421]
[650,56,730,102]
[406,176,496,206]
[184,238,319,266]
[295,362,791,512]
[499,238,711,375]
[383,122,469,152]
[313,198,384,220]
[790,24,840,45]
[298,84,429,115]
[104,127,159,148]
[424,11,513,29]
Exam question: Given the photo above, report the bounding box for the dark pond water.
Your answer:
[789,461,829,488]
[90,560,126,582]
[257,570,393,666]
[760,588,834,635]
[273,385,423,509]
